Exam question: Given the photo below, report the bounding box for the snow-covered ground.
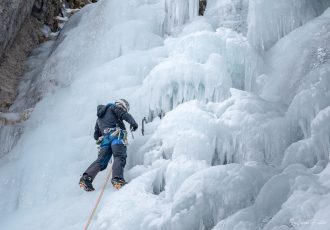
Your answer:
[1,0,330,229]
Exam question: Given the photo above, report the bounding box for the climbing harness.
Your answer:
[103,127,128,145]
[84,163,112,230]
[96,136,103,145]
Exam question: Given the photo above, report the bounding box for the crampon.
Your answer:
[79,174,95,192]
[111,178,126,190]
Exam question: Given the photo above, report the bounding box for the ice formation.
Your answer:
[1,0,330,230]
[247,0,330,51]
[204,0,249,34]
[163,0,199,34]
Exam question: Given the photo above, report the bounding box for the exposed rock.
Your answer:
[0,40,55,158]
[0,0,35,59]
[32,0,63,31]
[0,15,44,111]
[0,108,33,125]
[67,0,96,9]
[0,0,64,112]
[0,0,97,112]
[0,0,97,157]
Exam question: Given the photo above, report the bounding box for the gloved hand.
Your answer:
[130,123,138,131]
[96,136,103,145]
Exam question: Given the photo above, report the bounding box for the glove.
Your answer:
[130,123,138,131]
[96,136,103,145]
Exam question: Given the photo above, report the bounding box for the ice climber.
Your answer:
[79,99,138,191]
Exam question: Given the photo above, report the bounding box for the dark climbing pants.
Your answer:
[84,141,127,181]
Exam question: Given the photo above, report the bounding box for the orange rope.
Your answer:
[84,164,112,230]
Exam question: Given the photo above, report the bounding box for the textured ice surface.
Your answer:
[260,8,330,105]
[204,0,249,34]
[1,0,330,230]
[282,106,330,169]
[139,25,263,117]
[260,8,330,171]
[247,0,330,51]
[163,0,199,34]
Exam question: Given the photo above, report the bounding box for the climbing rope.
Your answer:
[84,163,113,230]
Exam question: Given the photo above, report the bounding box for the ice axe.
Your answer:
[142,117,147,136]
[130,127,135,139]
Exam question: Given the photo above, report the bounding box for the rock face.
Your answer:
[0,0,96,157]
[32,0,62,31]
[0,0,35,59]
[67,0,97,8]
[0,0,63,111]
[0,16,44,111]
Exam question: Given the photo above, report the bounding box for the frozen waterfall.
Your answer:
[1,0,330,230]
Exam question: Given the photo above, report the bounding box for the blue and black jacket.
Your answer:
[94,104,138,140]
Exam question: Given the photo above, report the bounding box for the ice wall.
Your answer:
[247,0,330,51]
[204,0,249,34]
[260,8,330,104]
[0,0,165,215]
[163,0,199,34]
[139,25,264,117]
[1,0,330,230]
[260,9,330,168]
[282,106,330,169]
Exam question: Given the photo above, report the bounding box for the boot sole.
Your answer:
[79,182,95,192]
[113,181,128,190]
[113,183,122,190]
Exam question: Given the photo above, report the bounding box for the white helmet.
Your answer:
[115,99,130,112]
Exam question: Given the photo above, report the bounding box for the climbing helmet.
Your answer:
[115,99,130,112]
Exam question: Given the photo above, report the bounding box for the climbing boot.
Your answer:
[79,174,95,192]
[111,177,126,190]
